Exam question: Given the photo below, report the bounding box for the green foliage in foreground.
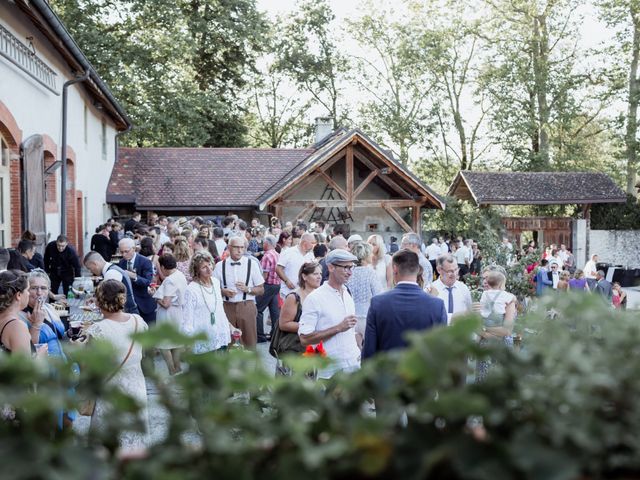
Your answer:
[1,294,639,479]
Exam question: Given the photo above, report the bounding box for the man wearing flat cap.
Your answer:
[298,249,360,379]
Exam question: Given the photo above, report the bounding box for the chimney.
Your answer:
[314,117,334,144]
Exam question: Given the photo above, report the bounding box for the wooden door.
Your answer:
[20,134,46,253]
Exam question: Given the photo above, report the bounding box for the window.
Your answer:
[367,223,378,232]
[0,136,11,246]
[101,119,107,160]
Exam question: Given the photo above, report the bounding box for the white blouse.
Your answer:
[182,278,231,353]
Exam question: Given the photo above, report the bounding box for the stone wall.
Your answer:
[588,230,640,268]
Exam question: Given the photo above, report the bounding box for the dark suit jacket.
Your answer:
[44,242,81,278]
[119,254,156,315]
[362,283,447,359]
[595,279,613,301]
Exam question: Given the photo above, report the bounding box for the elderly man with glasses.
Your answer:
[298,249,360,379]
[432,254,473,325]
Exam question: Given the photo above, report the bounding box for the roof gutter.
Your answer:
[29,0,132,130]
[60,68,91,235]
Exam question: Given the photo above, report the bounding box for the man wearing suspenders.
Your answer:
[213,235,264,348]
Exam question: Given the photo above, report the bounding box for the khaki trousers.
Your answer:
[223,301,257,348]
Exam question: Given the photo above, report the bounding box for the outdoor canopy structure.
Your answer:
[448,171,627,207]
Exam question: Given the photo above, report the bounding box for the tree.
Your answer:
[274,0,348,129]
[407,0,489,171]
[245,66,312,148]
[479,0,601,171]
[50,0,268,147]
[349,5,437,166]
[597,0,640,197]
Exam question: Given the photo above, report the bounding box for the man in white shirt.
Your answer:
[454,240,470,278]
[213,236,265,348]
[548,262,561,289]
[213,227,227,257]
[432,254,473,325]
[299,249,360,379]
[583,254,599,290]
[557,244,569,265]
[276,232,315,298]
[82,251,139,314]
[425,238,441,277]
[439,237,449,255]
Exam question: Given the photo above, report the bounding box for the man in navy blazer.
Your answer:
[362,249,447,360]
[118,237,157,325]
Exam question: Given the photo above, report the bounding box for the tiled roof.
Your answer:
[107,147,314,208]
[448,171,627,205]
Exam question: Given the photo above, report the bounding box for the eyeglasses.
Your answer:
[29,286,48,292]
[333,264,354,272]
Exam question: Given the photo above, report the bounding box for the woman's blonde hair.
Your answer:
[173,235,191,262]
[95,279,126,313]
[350,241,372,265]
[367,234,386,265]
[189,251,214,279]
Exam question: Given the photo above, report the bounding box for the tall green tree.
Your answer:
[406,0,488,171]
[349,5,437,166]
[479,0,600,171]
[597,0,640,197]
[274,0,349,129]
[50,0,267,147]
[245,65,312,148]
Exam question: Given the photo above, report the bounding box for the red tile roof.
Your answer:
[107,147,314,209]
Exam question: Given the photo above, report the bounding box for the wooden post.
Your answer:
[274,203,283,222]
[412,205,422,234]
[317,169,347,199]
[346,145,354,212]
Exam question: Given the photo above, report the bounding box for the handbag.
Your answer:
[78,316,139,416]
[268,293,304,358]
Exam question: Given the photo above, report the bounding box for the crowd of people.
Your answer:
[0,213,632,449]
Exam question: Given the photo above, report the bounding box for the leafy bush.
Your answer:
[591,194,640,230]
[1,296,639,479]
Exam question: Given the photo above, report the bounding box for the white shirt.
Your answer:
[298,283,360,375]
[551,271,560,288]
[425,243,441,261]
[584,260,597,279]
[455,245,469,265]
[102,262,123,282]
[182,278,231,353]
[277,245,314,296]
[439,242,449,255]
[213,256,264,303]
[432,278,473,325]
[214,239,227,256]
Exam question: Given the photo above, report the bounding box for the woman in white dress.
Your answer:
[367,234,392,290]
[86,279,149,450]
[182,251,237,354]
[153,253,188,375]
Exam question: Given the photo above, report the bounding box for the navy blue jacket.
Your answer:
[118,254,156,315]
[362,282,447,359]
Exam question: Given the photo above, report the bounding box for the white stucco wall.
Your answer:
[0,4,120,250]
[588,230,640,268]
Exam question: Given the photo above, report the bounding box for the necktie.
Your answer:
[230,262,241,266]
[446,287,454,314]
[127,260,133,271]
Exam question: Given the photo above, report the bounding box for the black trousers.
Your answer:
[51,275,74,295]
[255,283,280,343]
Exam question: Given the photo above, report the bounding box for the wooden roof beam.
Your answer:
[353,169,378,198]
[317,169,347,199]
[353,150,413,199]
[346,145,354,212]
[279,199,425,208]
[382,203,413,233]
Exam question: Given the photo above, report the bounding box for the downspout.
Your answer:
[60,68,91,235]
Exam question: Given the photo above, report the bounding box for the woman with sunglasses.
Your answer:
[19,269,76,428]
